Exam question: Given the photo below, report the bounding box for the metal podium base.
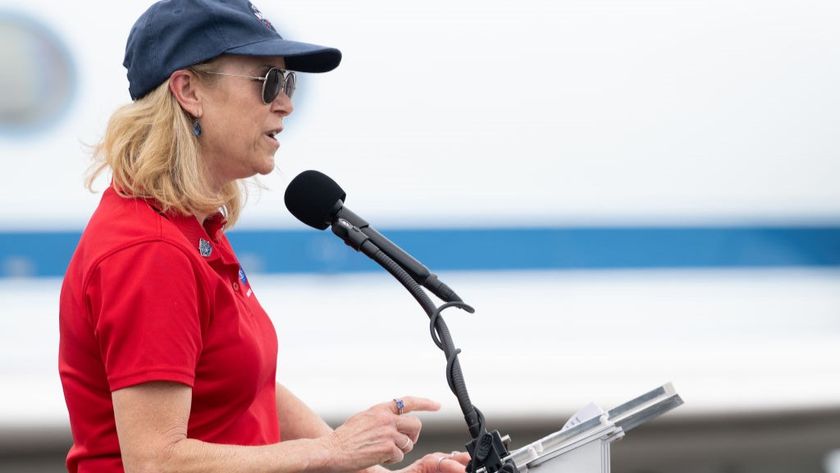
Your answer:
[491,383,683,473]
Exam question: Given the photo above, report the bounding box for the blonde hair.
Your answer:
[87,61,244,228]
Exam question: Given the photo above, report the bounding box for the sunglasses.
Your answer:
[203,67,296,103]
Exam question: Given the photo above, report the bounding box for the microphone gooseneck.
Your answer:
[284,170,518,473]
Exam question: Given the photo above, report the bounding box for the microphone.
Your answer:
[284,170,462,303]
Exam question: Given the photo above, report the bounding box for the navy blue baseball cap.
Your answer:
[124,0,342,100]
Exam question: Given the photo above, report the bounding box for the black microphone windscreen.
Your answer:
[284,170,347,230]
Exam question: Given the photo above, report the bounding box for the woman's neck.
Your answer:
[193,211,210,226]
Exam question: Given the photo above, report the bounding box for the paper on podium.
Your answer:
[561,402,605,432]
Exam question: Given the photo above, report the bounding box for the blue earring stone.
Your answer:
[192,119,202,137]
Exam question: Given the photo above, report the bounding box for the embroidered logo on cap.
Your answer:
[198,239,212,257]
[249,3,277,32]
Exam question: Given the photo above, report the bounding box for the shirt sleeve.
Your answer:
[86,241,205,391]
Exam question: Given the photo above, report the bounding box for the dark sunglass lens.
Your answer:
[263,68,282,103]
[284,72,296,99]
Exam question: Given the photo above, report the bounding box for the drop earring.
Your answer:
[192,118,202,137]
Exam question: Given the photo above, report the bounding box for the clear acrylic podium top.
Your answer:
[481,383,684,473]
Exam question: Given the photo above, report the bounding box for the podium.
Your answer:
[488,384,683,473]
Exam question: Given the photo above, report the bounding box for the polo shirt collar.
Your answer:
[105,185,238,266]
[162,211,238,266]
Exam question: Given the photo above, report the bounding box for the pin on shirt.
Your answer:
[239,267,252,297]
[199,239,212,257]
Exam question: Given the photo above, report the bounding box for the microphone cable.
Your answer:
[358,238,483,437]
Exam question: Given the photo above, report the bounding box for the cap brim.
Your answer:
[225,38,341,73]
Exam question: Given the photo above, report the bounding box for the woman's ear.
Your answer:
[169,70,202,118]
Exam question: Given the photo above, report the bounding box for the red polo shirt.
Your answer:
[59,186,280,473]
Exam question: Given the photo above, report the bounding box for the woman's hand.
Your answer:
[394,451,471,473]
[321,396,441,471]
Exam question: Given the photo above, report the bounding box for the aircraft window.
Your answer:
[0,13,76,137]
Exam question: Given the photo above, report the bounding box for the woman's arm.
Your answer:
[113,382,331,473]
[276,382,334,440]
[113,382,437,473]
[275,384,391,473]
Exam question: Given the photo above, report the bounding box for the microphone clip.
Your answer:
[331,218,370,252]
[466,428,518,473]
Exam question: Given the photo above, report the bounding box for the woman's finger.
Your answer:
[395,414,423,441]
[447,452,471,465]
[439,457,468,473]
[382,445,405,465]
[423,452,469,473]
[395,433,414,453]
[388,396,441,415]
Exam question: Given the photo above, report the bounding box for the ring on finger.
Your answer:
[399,437,412,451]
[393,398,405,415]
[436,455,451,473]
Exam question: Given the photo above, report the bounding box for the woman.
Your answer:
[58,1,471,472]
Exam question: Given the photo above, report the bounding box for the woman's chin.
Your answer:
[255,156,276,175]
